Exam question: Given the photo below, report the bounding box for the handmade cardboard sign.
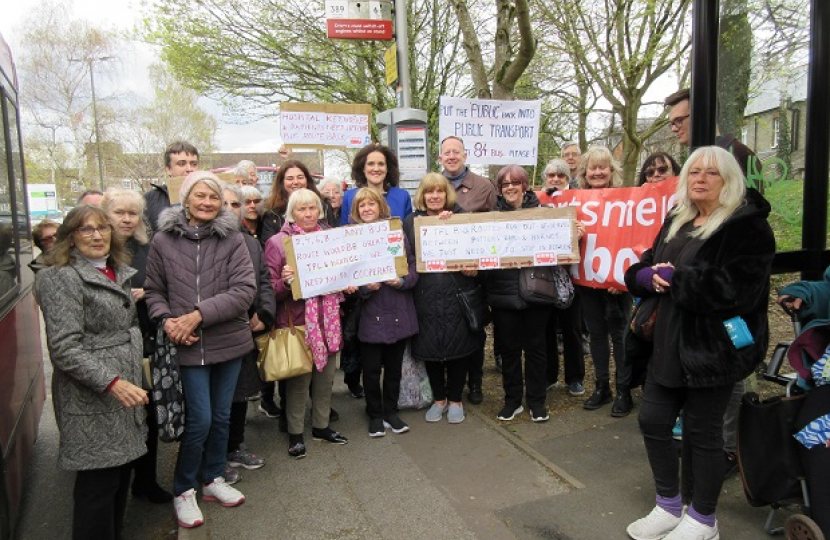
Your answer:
[413,207,579,272]
[283,218,408,300]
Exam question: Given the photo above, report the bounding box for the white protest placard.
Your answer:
[413,208,579,272]
[284,219,408,299]
[280,103,372,149]
[438,96,541,165]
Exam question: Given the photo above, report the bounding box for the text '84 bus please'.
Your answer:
[0,31,47,540]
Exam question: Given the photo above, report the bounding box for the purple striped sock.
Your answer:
[656,494,683,518]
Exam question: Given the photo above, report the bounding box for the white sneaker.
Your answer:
[627,505,683,540]
[425,402,448,422]
[663,514,719,540]
[173,489,204,528]
[202,477,245,507]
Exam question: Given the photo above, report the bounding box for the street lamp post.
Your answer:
[70,56,112,191]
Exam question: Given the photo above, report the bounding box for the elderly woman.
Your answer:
[637,152,682,186]
[29,218,59,273]
[340,143,413,225]
[403,173,481,423]
[351,188,419,436]
[265,188,351,458]
[233,159,258,187]
[576,146,635,417]
[145,171,256,528]
[221,184,274,474]
[239,185,265,241]
[101,189,172,504]
[483,165,553,423]
[624,146,774,540]
[535,159,586,397]
[36,205,148,540]
[319,178,344,224]
[261,160,335,245]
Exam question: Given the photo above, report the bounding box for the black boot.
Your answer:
[467,383,483,405]
[583,380,613,410]
[610,389,633,417]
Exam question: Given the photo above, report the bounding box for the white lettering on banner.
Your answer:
[290,220,403,298]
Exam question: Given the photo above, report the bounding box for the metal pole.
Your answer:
[88,59,105,191]
[800,0,830,280]
[394,0,411,108]
[689,0,719,150]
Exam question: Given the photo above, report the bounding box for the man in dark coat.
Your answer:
[144,141,200,233]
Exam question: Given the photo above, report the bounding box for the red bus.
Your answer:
[0,32,46,540]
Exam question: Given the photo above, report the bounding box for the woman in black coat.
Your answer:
[404,173,482,424]
[624,147,774,540]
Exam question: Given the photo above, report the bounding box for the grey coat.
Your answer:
[36,254,146,471]
[144,208,257,366]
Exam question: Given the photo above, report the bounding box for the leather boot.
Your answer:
[583,380,613,410]
[467,383,483,405]
[610,389,633,417]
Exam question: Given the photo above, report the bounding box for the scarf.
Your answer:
[290,222,343,370]
[443,167,468,190]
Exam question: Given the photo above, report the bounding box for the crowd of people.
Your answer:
[30,87,827,540]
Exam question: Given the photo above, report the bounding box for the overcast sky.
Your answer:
[0,0,283,153]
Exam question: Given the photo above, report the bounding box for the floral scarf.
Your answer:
[290,222,343,370]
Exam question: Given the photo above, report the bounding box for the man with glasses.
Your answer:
[560,142,582,185]
[664,88,759,177]
[144,141,200,233]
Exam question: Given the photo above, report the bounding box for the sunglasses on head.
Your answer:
[645,165,669,178]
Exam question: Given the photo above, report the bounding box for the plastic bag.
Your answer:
[397,341,433,409]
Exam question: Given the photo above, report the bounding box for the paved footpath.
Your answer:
[16,367,780,540]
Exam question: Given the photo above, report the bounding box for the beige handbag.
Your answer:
[256,303,313,382]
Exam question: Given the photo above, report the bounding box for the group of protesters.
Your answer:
[31,87,828,540]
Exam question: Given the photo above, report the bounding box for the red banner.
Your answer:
[540,178,679,289]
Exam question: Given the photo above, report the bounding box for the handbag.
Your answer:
[737,391,806,507]
[451,275,490,333]
[397,341,433,409]
[629,296,660,341]
[519,265,574,309]
[150,321,185,443]
[255,302,313,382]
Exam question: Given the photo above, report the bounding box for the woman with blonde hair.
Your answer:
[351,188,419,436]
[101,188,172,504]
[576,146,634,416]
[403,173,481,423]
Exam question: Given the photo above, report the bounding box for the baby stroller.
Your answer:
[737,308,827,540]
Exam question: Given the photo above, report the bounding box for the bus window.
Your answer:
[0,104,17,310]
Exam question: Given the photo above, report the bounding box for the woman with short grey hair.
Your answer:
[239,185,264,240]
[233,160,258,186]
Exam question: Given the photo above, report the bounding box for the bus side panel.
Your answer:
[0,292,45,539]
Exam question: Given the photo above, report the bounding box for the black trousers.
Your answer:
[639,380,734,516]
[492,306,551,409]
[466,330,487,387]
[425,356,469,403]
[545,293,585,386]
[73,463,133,540]
[228,400,247,452]
[360,340,406,419]
[131,398,160,491]
[580,287,631,388]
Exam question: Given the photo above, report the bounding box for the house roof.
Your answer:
[745,71,808,116]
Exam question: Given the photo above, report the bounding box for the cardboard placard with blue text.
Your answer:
[283,218,408,300]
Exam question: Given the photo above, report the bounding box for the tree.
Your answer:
[534,0,693,184]
[718,0,753,138]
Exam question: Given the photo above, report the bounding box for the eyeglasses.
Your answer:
[645,165,670,178]
[76,225,111,237]
[562,151,580,158]
[246,198,262,205]
[500,180,523,188]
[225,201,242,209]
[669,114,689,129]
[546,172,569,178]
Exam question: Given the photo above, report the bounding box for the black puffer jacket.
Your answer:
[404,208,481,362]
[483,191,541,310]
[624,188,775,388]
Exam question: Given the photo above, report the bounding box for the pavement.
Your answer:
[15,356,789,540]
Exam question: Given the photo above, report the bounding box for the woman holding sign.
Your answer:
[351,188,419,437]
[623,146,774,540]
[340,143,413,225]
[264,188,351,459]
[483,165,552,423]
[576,146,635,417]
[404,173,482,424]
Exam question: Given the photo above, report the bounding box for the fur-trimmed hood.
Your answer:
[155,207,240,240]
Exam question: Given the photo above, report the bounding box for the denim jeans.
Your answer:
[639,380,734,516]
[174,358,242,495]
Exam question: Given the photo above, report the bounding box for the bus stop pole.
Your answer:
[394,0,412,108]
[689,0,719,151]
